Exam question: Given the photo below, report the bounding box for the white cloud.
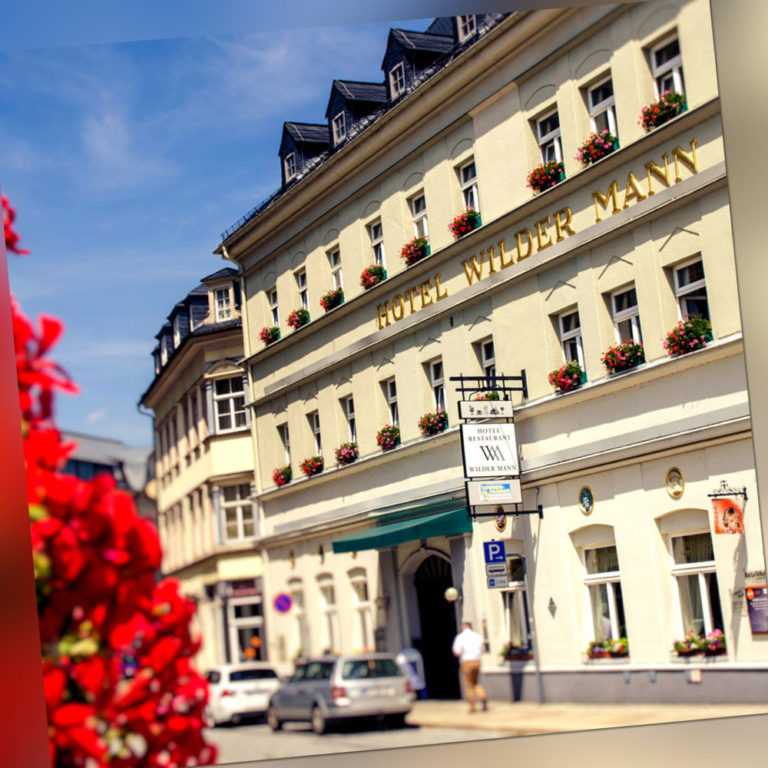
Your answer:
[86,407,108,424]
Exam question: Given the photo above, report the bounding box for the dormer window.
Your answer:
[332,112,347,145]
[389,62,406,98]
[172,313,189,347]
[153,351,161,375]
[457,15,477,42]
[215,287,232,322]
[284,152,297,181]
[190,303,208,330]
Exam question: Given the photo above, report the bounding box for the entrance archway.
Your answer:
[413,554,461,699]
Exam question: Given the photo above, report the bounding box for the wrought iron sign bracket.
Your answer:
[449,370,528,402]
[469,503,544,520]
[707,480,748,501]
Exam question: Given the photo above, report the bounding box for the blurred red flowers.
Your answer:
[7,195,217,767]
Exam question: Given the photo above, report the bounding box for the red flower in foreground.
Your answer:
[2,194,30,254]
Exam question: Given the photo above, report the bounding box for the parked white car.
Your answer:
[206,663,281,726]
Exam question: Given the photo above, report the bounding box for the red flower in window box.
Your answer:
[360,264,387,289]
[474,391,500,401]
[320,287,344,312]
[576,129,619,166]
[335,442,359,466]
[300,455,324,477]
[272,466,292,486]
[639,91,687,132]
[259,326,280,345]
[601,341,645,374]
[449,210,482,240]
[548,361,586,393]
[287,308,310,330]
[376,424,401,451]
[418,409,449,437]
[526,161,565,194]
[663,316,712,357]
[400,237,431,266]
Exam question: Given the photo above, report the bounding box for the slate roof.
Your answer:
[201,266,239,283]
[284,122,331,144]
[332,80,388,103]
[390,29,455,54]
[426,17,455,36]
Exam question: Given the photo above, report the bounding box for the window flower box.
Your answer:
[401,237,431,267]
[549,361,586,394]
[272,465,292,486]
[300,455,324,477]
[527,161,565,194]
[640,91,687,132]
[320,287,344,312]
[601,341,645,374]
[501,643,533,662]
[576,129,619,166]
[376,424,401,452]
[673,629,726,658]
[260,326,280,346]
[360,264,387,290]
[474,391,500,401]
[287,308,310,330]
[449,209,482,240]
[663,316,713,357]
[587,638,629,659]
[335,442,359,466]
[418,409,449,437]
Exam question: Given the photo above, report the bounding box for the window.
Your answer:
[479,338,496,380]
[190,303,208,330]
[674,259,709,321]
[588,77,617,136]
[536,109,562,164]
[349,568,373,652]
[213,376,247,432]
[368,220,385,266]
[409,191,429,239]
[341,659,402,679]
[284,152,297,181]
[228,595,264,662]
[383,377,399,426]
[501,555,532,652]
[342,396,357,442]
[457,14,477,41]
[584,545,627,643]
[288,579,311,655]
[558,309,585,367]
[429,359,446,412]
[612,285,642,344]
[295,269,308,311]
[317,575,339,653]
[268,287,279,326]
[215,287,232,322]
[277,422,291,464]
[173,313,189,346]
[671,532,723,637]
[307,410,322,454]
[328,248,343,289]
[390,62,406,98]
[651,35,685,97]
[221,483,255,542]
[332,111,347,144]
[458,159,480,212]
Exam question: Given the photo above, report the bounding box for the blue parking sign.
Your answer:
[483,540,506,564]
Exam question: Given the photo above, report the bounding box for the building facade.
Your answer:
[139,268,265,673]
[214,2,768,701]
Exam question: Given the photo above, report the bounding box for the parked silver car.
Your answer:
[266,654,414,734]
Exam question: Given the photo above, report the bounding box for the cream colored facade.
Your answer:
[140,270,264,673]
[216,1,768,701]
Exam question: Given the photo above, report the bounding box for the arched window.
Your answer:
[316,573,339,654]
[287,577,310,658]
[348,567,373,652]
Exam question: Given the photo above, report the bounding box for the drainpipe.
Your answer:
[527,486,545,705]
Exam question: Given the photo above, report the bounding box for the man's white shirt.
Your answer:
[452,628,484,662]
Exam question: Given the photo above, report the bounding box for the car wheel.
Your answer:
[387,713,408,729]
[267,706,282,732]
[311,705,328,735]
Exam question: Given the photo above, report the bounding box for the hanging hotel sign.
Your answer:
[467,479,522,506]
[461,423,519,478]
[709,481,747,535]
[375,138,700,330]
[459,399,515,420]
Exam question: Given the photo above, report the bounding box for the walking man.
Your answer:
[452,621,488,713]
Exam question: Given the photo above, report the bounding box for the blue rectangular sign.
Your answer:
[483,540,506,564]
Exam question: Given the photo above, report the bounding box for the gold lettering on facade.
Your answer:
[376,302,391,330]
[462,255,484,286]
[622,172,647,209]
[645,155,671,196]
[486,246,498,274]
[406,287,417,314]
[420,281,434,307]
[391,294,405,321]
[672,138,699,182]
[593,181,621,223]
[554,207,576,241]
[535,216,553,250]
[515,229,533,262]
[499,238,514,268]
[435,273,448,300]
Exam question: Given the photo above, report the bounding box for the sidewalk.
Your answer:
[407,700,768,736]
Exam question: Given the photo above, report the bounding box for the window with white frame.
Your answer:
[651,35,685,98]
[288,579,311,656]
[268,287,279,326]
[332,111,347,145]
[307,410,322,454]
[671,531,724,637]
[429,358,446,412]
[284,152,297,181]
[611,285,643,344]
[674,258,709,321]
[584,545,628,643]
[213,376,247,432]
[588,77,617,136]
[341,396,357,442]
[389,61,406,98]
[349,568,373,652]
[558,309,585,367]
[383,377,399,426]
[295,268,308,311]
[501,555,532,651]
[458,159,480,212]
[277,422,290,464]
[317,575,339,653]
[478,338,496,380]
[228,594,264,662]
[368,220,385,266]
[173,313,189,346]
[215,287,232,322]
[409,191,429,239]
[221,483,255,542]
[457,14,477,41]
[190,303,208,330]
[328,248,343,289]
[536,109,563,164]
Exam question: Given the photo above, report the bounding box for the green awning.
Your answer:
[331,502,472,554]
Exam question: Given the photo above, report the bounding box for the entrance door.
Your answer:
[413,555,461,699]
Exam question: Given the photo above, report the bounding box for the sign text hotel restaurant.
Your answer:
[374,138,700,329]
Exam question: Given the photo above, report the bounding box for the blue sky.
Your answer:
[3,19,430,448]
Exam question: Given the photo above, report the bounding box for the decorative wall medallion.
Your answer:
[578,486,594,515]
[666,467,685,499]
[495,513,507,533]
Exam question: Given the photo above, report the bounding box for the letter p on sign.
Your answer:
[483,540,506,564]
